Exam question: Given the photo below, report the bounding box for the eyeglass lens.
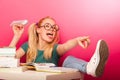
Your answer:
[44,23,59,31]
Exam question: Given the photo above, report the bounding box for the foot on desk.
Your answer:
[86,40,109,77]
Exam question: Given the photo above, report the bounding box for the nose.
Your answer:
[50,26,55,31]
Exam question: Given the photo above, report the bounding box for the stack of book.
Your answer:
[0,47,19,68]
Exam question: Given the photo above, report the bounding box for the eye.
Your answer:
[53,25,59,31]
[44,24,50,29]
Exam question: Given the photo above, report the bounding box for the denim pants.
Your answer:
[62,56,88,73]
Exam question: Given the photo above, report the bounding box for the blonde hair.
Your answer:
[26,16,59,63]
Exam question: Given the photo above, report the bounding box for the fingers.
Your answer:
[78,40,86,48]
[86,38,90,45]
[80,36,89,41]
[77,36,90,48]
[13,23,23,26]
[84,40,88,48]
[12,24,24,31]
[12,24,25,36]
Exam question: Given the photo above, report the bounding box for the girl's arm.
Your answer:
[15,48,25,59]
[9,24,25,59]
[57,36,90,56]
[9,35,22,47]
[9,24,24,47]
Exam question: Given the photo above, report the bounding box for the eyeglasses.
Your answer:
[41,23,59,32]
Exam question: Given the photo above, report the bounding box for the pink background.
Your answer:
[0,0,120,80]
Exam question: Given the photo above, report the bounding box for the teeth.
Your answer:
[47,33,53,35]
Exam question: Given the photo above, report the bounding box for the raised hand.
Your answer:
[77,36,90,49]
[9,24,25,47]
[12,24,24,37]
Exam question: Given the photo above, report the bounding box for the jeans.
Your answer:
[62,56,88,73]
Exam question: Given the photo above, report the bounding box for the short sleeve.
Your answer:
[51,44,60,66]
[53,44,60,58]
[21,42,29,53]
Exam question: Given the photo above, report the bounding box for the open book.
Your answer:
[21,63,79,73]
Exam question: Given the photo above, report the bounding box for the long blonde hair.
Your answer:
[26,16,59,63]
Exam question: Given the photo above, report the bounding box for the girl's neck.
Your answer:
[37,39,48,50]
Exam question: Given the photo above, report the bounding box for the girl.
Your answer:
[9,16,109,77]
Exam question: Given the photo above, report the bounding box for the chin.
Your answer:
[46,39,54,43]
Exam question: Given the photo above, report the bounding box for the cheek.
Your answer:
[38,29,46,38]
[53,32,57,38]
[39,33,48,41]
[38,28,45,35]
[40,31,46,38]
[37,27,45,34]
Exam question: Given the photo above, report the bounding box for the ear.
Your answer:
[36,27,41,34]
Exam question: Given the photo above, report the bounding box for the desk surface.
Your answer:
[0,70,84,80]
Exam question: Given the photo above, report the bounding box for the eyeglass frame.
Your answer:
[39,23,59,32]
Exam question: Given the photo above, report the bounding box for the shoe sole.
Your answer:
[95,40,109,77]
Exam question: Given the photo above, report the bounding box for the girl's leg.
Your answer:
[86,40,109,77]
[63,40,109,77]
[62,56,88,73]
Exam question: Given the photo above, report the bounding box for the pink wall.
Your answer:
[0,0,120,80]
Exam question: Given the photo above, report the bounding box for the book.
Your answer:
[0,47,19,68]
[0,47,16,56]
[34,63,56,67]
[0,56,19,67]
[21,63,79,73]
[20,63,55,70]
[35,66,79,73]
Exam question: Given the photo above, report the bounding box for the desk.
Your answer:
[0,70,84,80]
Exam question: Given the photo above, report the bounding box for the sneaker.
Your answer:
[86,40,109,77]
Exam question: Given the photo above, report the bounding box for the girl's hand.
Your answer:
[12,24,24,37]
[77,36,90,49]
[9,24,25,47]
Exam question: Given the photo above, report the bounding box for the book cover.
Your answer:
[0,56,19,67]
[0,47,16,56]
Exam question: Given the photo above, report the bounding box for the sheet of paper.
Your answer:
[0,57,19,67]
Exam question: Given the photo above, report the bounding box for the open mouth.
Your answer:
[46,33,54,39]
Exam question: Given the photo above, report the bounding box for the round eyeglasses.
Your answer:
[41,23,59,32]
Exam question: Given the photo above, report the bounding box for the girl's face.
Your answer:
[37,18,59,43]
